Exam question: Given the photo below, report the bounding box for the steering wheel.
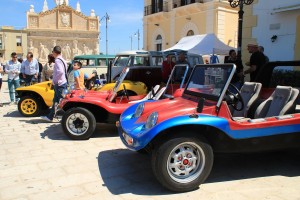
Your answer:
[226,84,244,111]
[122,84,129,100]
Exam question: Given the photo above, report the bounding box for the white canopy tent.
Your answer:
[164,34,235,55]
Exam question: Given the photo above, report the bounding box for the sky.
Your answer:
[0,0,144,55]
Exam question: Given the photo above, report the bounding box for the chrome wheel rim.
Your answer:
[167,142,205,183]
[66,113,89,136]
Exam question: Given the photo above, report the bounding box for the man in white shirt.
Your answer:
[5,52,21,104]
[21,52,39,86]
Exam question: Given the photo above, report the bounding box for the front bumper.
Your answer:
[117,121,147,151]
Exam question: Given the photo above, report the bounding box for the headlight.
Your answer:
[133,103,144,118]
[145,112,158,129]
[62,88,69,98]
[69,84,75,91]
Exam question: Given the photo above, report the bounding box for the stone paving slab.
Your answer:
[1,81,300,199]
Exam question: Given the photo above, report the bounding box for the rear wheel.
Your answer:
[151,136,213,192]
[18,96,43,117]
[61,107,96,140]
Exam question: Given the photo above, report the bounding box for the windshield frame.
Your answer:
[165,64,190,95]
[109,67,130,102]
[183,64,236,108]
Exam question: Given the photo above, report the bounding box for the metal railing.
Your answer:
[173,0,204,8]
[144,2,169,16]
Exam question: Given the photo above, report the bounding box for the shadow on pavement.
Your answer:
[207,150,300,183]
[39,123,70,140]
[98,149,300,195]
[3,110,23,117]
[38,122,118,141]
[98,149,172,195]
[92,123,119,138]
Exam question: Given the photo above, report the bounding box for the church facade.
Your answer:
[26,0,100,63]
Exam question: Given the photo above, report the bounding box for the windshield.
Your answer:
[184,64,235,102]
[132,56,150,66]
[113,56,130,67]
[165,64,190,96]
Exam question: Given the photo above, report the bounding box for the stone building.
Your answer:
[26,0,99,63]
[143,0,238,52]
[0,26,27,63]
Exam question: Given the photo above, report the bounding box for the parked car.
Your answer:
[117,63,300,192]
[110,50,163,81]
[15,76,147,117]
[60,64,190,140]
[163,50,204,67]
[73,54,115,79]
[15,53,164,118]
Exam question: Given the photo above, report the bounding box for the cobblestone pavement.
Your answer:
[1,78,300,200]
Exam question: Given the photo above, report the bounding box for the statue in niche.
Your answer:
[83,44,90,55]
[94,42,99,55]
[52,40,56,49]
[63,44,71,60]
[28,40,39,58]
[39,42,49,61]
[72,40,82,57]
[28,40,34,53]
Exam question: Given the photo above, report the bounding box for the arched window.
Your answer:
[187,30,194,36]
[156,35,162,51]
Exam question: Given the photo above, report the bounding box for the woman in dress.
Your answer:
[42,54,55,81]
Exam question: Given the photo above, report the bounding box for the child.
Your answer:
[71,61,85,90]
[68,61,96,90]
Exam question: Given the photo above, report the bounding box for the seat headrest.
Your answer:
[273,86,292,102]
[241,82,257,94]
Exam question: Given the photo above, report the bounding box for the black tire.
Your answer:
[61,107,96,140]
[151,137,213,192]
[18,95,43,117]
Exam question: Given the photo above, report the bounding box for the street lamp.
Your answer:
[100,12,110,55]
[129,35,133,50]
[228,0,254,60]
[134,29,140,50]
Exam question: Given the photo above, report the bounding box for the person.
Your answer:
[210,54,219,64]
[21,52,39,86]
[162,54,175,83]
[176,52,191,67]
[5,52,21,104]
[175,52,191,81]
[38,61,43,83]
[68,61,95,89]
[225,49,244,89]
[258,46,269,63]
[42,54,55,81]
[244,42,266,82]
[41,46,68,122]
[70,61,85,90]
[0,62,4,107]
